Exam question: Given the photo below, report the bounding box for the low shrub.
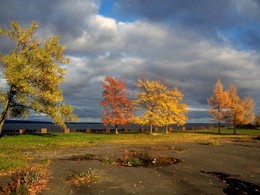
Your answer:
[0,167,49,195]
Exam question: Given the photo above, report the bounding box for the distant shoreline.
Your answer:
[2,120,226,133]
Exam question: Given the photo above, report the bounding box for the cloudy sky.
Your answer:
[0,0,260,123]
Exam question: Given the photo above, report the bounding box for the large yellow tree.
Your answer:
[160,87,189,133]
[133,77,166,134]
[0,21,77,134]
[208,79,230,134]
[133,77,188,134]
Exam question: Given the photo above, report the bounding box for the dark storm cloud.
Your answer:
[114,0,233,25]
[0,0,97,40]
[1,0,260,122]
[113,0,260,50]
[188,110,210,122]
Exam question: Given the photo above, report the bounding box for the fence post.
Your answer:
[168,127,173,132]
[19,129,25,134]
[105,128,110,134]
[124,128,128,133]
[41,128,47,134]
[140,127,145,133]
[64,128,70,134]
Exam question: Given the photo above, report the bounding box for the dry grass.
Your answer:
[0,167,50,195]
[66,168,100,186]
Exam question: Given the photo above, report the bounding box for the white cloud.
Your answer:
[1,0,260,122]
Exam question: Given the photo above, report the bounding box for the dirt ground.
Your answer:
[31,138,260,195]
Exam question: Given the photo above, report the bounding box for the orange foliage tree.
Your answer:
[100,76,133,134]
[209,79,256,134]
[208,79,230,134]
[241,97,255,125]
[255,115,260,126]
[225,85,255,134]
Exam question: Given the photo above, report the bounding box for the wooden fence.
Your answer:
[1,125,218,135]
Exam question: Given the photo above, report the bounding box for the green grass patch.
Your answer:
[189,128,260,135]
[0,133,114,172]
[0,130,259,172]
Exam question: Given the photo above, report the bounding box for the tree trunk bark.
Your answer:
[0,101,11,135]
[115,124,118,134]
[233,122,236,135]
[0,119,5,136]
[0,89,15,135]
[149,124,153,134]
[218,121,221,134]
[165,125,168,134]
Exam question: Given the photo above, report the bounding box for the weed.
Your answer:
[0,167,49,195]
[128,158,142,167]
[101,155,114,164]
[115,150,178,167]
[66,168,100,186]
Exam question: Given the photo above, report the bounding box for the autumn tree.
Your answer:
[133,77,167,134]
[0,21,77,135]
[225,85,255,134]
[160,87,189,133]
[241,97,255,125]
[133,76,189,134]
[208,79,230,134]
[255,115,260,127]
[100,76,133,134]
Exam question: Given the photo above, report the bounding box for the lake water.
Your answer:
[2,120,220,133]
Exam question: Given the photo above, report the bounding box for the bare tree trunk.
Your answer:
[233,122,236,135]
[149,124,153,134]
[218,121,221,134]
[165,125,168,134]
[115,124,118,134]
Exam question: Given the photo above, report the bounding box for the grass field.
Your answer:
[0,128,259,173]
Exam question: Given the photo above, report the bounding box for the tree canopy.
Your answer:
[133,76,188,134]
[208,79,230,134]
[0,21,77,134]
[100,76,133,134]
[159,87,189,133]
[225,85,255,134]
[208,79,255,134]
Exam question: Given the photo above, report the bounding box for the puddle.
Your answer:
[105,150,179,167]
[63,150,179,167]
[65,153,95,161]
[253,136,260,141]
[201,170,260,194]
